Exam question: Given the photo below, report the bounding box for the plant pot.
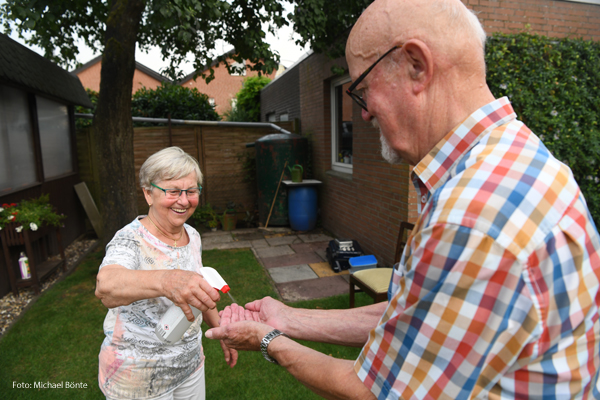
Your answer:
[221,213,237,231]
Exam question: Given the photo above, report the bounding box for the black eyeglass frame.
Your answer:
[346,45,402,112]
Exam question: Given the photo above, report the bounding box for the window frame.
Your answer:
[330,74,353,174]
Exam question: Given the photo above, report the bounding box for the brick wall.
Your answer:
[260,65,301,123]
[181,59,277,115]
[465,0,600,41]
[292,0,599,267]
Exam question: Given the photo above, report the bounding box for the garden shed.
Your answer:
[0,33,92,297]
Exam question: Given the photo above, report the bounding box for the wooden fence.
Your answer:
[77,122,296,219]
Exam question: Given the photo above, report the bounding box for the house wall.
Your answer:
[298,53,418,268]
[181,60,276,115]
[291,0,600,268]
[75,61,165,93]
[261,65,301,123]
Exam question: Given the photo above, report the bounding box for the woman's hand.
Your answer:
[161,269,220,321]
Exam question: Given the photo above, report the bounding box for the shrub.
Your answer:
[131,82,219,126]
[485,33,600,226]
[225,76,271,122]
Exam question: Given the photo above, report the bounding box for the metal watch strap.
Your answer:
[260,329,288,364]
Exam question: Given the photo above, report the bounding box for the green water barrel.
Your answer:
[254,133,307,226]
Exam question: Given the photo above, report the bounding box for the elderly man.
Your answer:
[206,0,600,398]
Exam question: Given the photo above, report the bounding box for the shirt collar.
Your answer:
[412,97,516,192]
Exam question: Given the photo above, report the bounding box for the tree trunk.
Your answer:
[92,0,145,245]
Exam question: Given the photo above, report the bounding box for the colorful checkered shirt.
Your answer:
[355,97,600,399]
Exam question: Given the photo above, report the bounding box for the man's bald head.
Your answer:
[347,0,486,75]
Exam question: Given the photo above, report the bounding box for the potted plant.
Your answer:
[191,203,219,231]
[220,202,238,231]
[0,194,66,237]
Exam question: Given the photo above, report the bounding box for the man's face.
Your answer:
[348,51,414,165]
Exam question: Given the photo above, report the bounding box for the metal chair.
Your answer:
[349,221,414,308]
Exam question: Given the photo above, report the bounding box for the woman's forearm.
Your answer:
[95,264,166,308]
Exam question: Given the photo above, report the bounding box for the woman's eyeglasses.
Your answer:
[151,183,202,199]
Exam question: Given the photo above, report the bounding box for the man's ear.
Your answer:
[402,39,433,94]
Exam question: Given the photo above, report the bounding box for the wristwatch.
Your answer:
[260,329,288,364]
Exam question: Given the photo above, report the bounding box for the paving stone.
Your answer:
[254,245,295,258]
[268,264,318,283]
[298,233,334,243]
[315,247,328,262]
[234,232,265,241]
[207,241,252,250]
[250,239,269,248]
[202,234,234,246]
[308,262,349,278]
[261,252,324,269]
[290,241,330,254]
[276,275,349,302]
[266,235,303,246]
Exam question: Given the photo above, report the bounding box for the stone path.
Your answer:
[202,228,352,302]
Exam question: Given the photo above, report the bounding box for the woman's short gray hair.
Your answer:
[139,147,203,190]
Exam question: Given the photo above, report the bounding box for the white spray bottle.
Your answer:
[155,267,230,344]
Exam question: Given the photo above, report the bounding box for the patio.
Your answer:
[201,228,352,302]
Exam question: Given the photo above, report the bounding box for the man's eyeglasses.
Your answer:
[346,45,402,112]
[151,183,202,199]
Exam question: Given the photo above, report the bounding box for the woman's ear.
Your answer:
[143,187,153,206]
[402,39,433,94]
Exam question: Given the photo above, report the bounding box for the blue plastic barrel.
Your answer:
[288,186,318,231]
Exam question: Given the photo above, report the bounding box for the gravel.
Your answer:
[0,237,99,338]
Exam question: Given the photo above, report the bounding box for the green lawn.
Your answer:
[0,247,373,399]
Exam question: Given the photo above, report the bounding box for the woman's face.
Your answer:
[144,172,199,231]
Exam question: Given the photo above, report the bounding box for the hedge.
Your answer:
[485,33,600,227]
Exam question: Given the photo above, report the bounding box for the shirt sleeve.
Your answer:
[355,222,540,399]
[99,230,140,271]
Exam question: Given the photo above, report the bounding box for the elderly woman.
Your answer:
[95,146,236,400]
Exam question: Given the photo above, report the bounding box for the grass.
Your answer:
[0,247,373,399]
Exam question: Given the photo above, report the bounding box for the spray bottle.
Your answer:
[18,252,31,280]
[155,267,230,344]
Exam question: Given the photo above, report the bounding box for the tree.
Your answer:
[0,0,289,244]
[224,76,271,122]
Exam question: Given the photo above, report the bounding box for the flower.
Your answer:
[550,110,558,117]
[0,194,66,231]
[499,83,507,90]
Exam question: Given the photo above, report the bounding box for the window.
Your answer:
[231,60,246,76]
[37,96,73,178]
[0,85,37,194]
[330,75,353,173]
[280,113,289,122]
[267,113,276,122]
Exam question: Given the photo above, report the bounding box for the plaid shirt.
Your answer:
[355,97,600,399]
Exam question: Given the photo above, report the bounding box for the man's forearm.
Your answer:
[270,336,375,400]
[282,302,386,347]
